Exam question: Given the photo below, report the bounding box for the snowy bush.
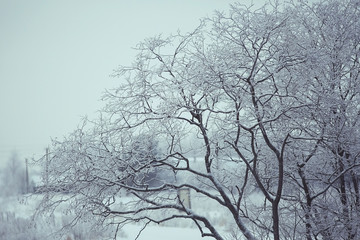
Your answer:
[0,212,47,240]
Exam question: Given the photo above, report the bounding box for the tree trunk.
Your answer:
[298,167,313,240]
[272,202,280,240]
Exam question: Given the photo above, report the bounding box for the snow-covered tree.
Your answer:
[283,1,360,239]
[37,1,360,239]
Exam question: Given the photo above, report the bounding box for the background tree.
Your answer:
[1,151,26,196]
[37,1,360,240]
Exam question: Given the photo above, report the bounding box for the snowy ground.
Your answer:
[1,194,241,240]
[121,225,213,240]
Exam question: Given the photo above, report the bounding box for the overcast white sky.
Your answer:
[0,0,262,165]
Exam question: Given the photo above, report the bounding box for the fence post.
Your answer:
[178,188,191,209]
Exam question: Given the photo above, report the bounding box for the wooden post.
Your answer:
[178,188,191,209]
[45,147,49,189]
[25,158,29,193]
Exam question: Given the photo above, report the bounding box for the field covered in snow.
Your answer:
[1,191,253,240]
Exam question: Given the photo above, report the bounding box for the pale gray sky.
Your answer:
[0,0,259,165]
